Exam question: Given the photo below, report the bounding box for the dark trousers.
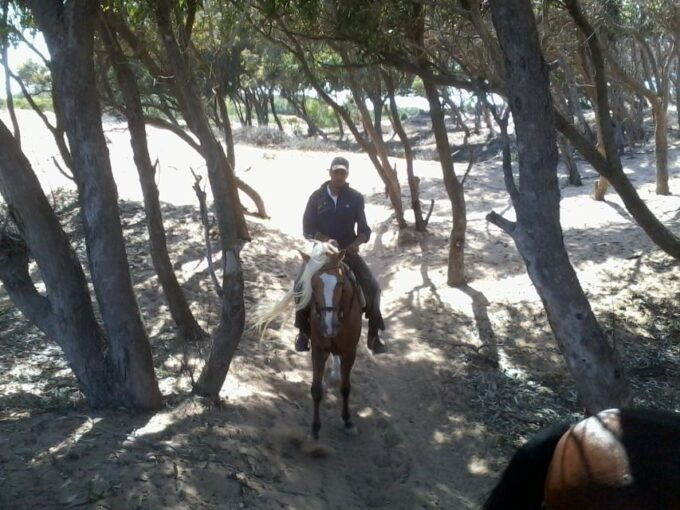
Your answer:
[294,253,385,338]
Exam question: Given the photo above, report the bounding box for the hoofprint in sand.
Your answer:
[1,108,679,509]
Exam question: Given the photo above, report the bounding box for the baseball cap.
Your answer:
[330,156,349,172]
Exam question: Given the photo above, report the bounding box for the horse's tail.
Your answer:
[250,287,295,338]
[482,421,571,510]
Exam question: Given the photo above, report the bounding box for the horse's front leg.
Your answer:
[340,353,358,435]
[311,347,329,440]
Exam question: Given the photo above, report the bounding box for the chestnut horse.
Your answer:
[483,408,680,510]
[253,242,363,440]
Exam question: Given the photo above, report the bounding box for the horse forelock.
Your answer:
[294,242,338,311]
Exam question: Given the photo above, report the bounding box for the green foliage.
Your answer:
[16,59,51,95]
[305,97,337,128]
[12,92,53,111]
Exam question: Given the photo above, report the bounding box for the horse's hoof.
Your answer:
[344,423,358,436]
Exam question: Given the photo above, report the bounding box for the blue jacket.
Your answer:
[303,182,372,249]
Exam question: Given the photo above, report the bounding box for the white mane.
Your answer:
[250,241,338,337]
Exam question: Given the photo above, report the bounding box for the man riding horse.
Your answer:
[294,156,387,355]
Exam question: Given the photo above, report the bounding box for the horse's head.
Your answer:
[310,250,351,339]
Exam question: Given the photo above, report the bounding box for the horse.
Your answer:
[253,241,363,440]
[483,408,680,510]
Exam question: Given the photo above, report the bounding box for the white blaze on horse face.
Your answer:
[320,273,337,334]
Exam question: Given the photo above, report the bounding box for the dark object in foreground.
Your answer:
[483,408,680,510]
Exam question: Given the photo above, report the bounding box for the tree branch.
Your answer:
[485,211,516,236]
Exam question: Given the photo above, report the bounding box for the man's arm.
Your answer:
[302,194,318,241]
[347,194,371,255]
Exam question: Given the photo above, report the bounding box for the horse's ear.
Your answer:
[297,249,310,263]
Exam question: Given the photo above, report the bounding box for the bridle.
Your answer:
[314,263,351,317]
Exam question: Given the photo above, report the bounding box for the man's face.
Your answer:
[329,168,348,187]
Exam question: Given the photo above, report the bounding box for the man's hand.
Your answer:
[346,241,360,256]
[346,234,367,256]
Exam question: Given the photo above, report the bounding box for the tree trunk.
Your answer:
[482,102,495,135]
[368,93,384,143]
[282,92,327,139]
[269,89,284,132]
[473,99,482,134]
[28,0,162,410]
[340,60,407,229]
[423,80,466,286]
[652,101,670,195]
[334,108,344,140]
[0,120,122,407]
[489,0,630,414]
[1,0,20,146]
[593,137,610,201]
[442,89,471,138]
[557,134,582,186]
[216,90,236,170]
[675,55,679,134]
[100,16,206,342]
[231,94,247,126]
[154,0,247,399]
[384,71,426,231]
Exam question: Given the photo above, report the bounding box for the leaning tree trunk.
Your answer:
[488,0,630,413]
[340,60,407,229]
[0,120,122,407]
[28,0,162,410]
[154,0,247,399]
[423,79,466,286]
[409,8,465,283]
[100,16,206,342]
[215,88,269,218]
[384,71,426,231]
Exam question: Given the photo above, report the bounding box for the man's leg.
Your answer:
[345,254,386,354]
[294,307,311,352]
[293,263,310,352]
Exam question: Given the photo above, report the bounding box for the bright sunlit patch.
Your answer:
[278,370,305,383]
[31,417,102,464]
[467,455,490,475]
[178,257,209,280]
[404,347,445,364]
[433,429,449,444]
[497,348,530,381]
[357,407,374,418]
